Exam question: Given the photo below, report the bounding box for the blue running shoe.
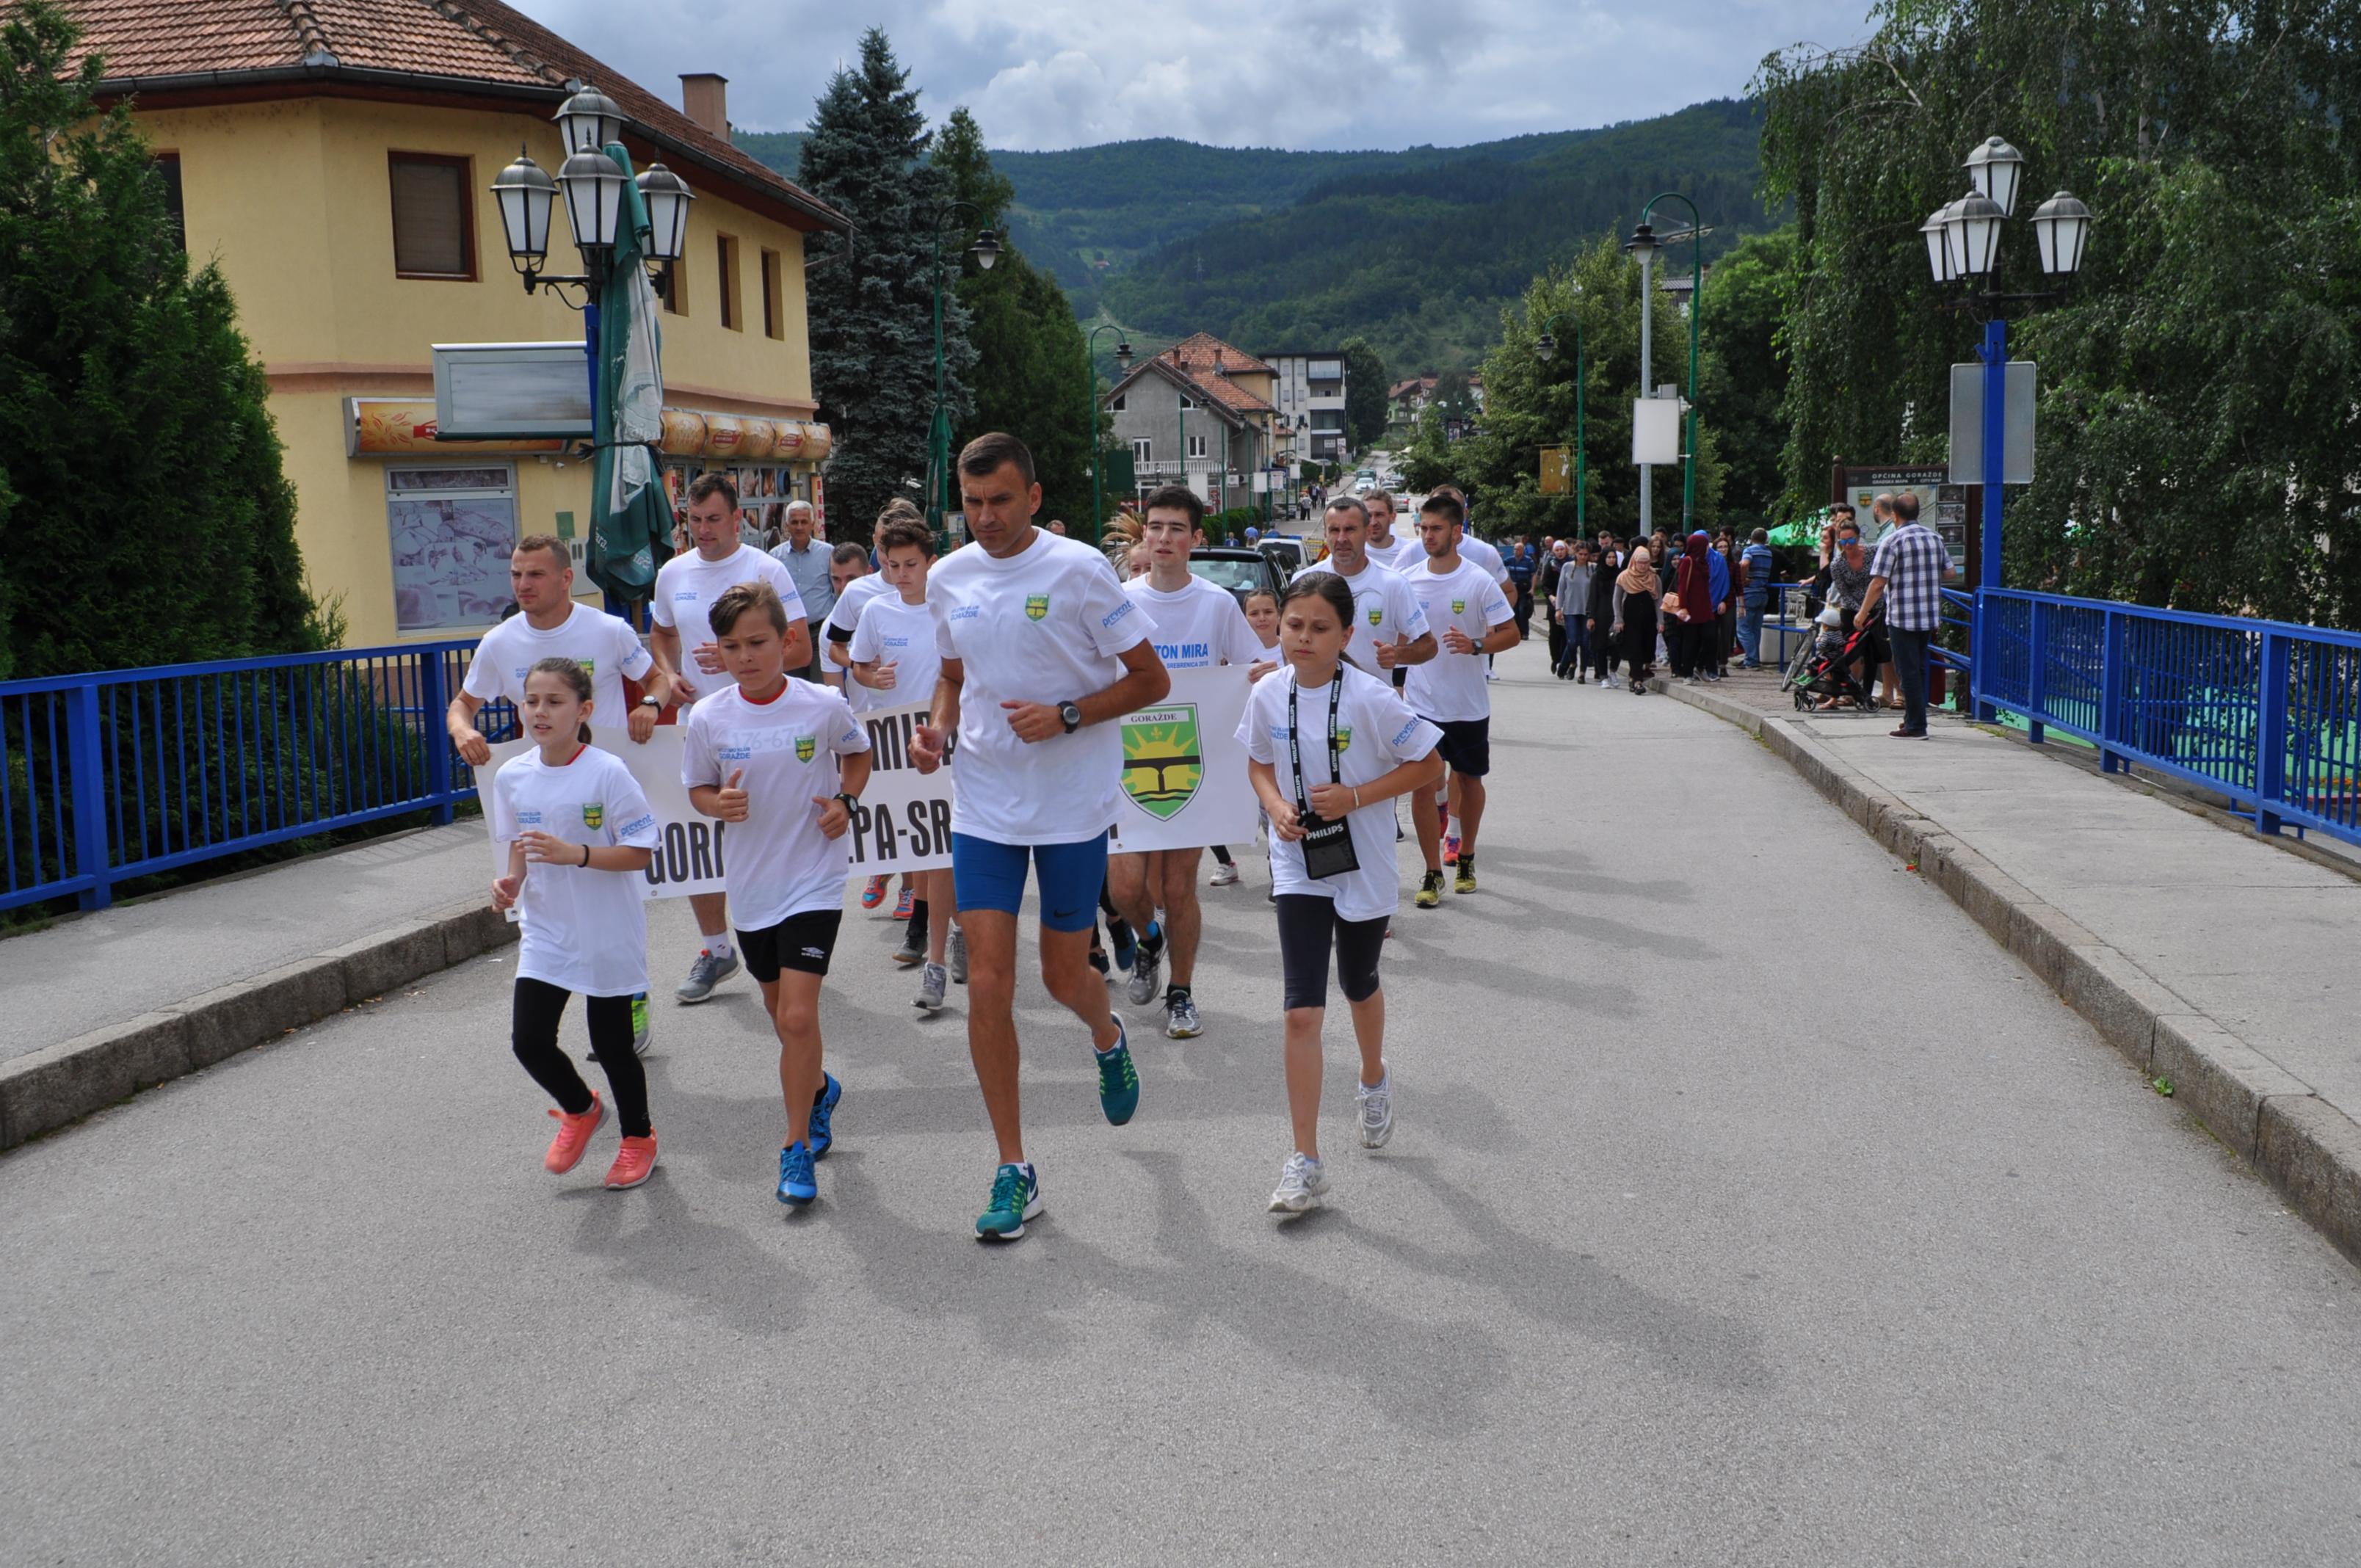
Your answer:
[1095,1017,1139,1126]
[808,1072,843,1158]
[1109,918,1136,977]
[975,1162,1041,1241]
[777,1141,817,1205]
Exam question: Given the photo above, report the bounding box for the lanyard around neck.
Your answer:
[1286,669,1344,814]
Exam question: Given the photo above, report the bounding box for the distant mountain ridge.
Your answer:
[736,99,1770,374]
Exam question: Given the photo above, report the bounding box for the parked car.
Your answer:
[1256,535,1313,577]
[1189,546,1282,609]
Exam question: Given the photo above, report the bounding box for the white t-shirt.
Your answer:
[845,593,942,714]
[680,680,872,930]
[1457,532,1512,588]
[1123,575,1264,671]
[1292,559,1430,677]
[491,746,661,998]
[1361,533,1416,576]
[823,572,891,668]
[928,529,1153,845]
[1401,558,1515,722]
[1238,663,1441,923]
[649,546,806,705]
[463,603,653,723]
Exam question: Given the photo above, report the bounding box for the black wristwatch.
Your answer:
[1058,701,1083,735]
[833,791,860,814]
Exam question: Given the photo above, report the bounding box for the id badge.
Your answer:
[1298,810,1361,880]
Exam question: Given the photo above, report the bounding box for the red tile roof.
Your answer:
[1156,334,1274,416]
[60,0,844,231]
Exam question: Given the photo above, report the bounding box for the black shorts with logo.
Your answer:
[736,909,844,981]
[1425,716,1492,777]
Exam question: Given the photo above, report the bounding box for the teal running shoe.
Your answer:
[1095,1018,1139,1126]
[777,1141,817,1206]
[975,1162,1041,1241]
[808,1072,842,1158]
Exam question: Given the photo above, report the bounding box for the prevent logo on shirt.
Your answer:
[1025,594,1050,622]
[581,802,604,830]
[794,735,817,763]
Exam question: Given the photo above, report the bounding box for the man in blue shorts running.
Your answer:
[911,432,1172,1241]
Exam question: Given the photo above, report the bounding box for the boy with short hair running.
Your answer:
[650,473,810,1005]
[451,534,676,1056]
[682,583,874,1208]
[849,518,958,1010]
[1107,486,1271,1039]
[1401,494,1517,906]
[1241,575,1444,1211]
[490,658,664,1190]
[911,433,1172,1242]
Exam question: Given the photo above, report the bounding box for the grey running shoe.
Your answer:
[1268,1153,1330,1213]
[915,962,948,1012]
[1356,1070,1394,1149]
[1164,990,1203,1039]
[675,948,738,1003]
[949,923,968,985]
[891,925,926,968]
[1125,934,1164,1006]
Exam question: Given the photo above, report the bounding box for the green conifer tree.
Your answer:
[0,1,315,678]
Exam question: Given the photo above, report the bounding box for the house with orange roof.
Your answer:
[1099,333,1289,513]
[59,0,847,643]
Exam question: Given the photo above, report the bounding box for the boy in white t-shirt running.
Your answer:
[1399,493,1517,906]
[1106,489,1272,1039]
[648,473,810,1006]
[911,434,1172,1243]
[681,582,872,1209]
[848,516,958,1010]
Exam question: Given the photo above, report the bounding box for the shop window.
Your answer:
[386,465,517,630]
[761,248,783,339]
[388,153,475,280]
[717,233,741,331]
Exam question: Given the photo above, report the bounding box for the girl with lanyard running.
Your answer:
[490,658,664,1189]
[1238,575,1445,1213]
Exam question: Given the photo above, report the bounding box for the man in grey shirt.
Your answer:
[768,499,832,679]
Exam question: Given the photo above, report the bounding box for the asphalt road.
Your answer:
[6,640,2359,1566]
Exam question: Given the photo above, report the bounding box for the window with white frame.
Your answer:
[1186,434,1207,459]
[1178,393,1197,410]
[385,464,518,631]
[1111,393,1126,412]
[1131,438,1152,464]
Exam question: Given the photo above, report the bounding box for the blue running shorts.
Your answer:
[951,831,1109,932]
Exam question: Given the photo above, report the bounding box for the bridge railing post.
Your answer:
[65,681,113,910]
[2257,629,2289,836]
[422,647,457,827]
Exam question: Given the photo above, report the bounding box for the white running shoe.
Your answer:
[1356,1070,1394,1149]
[915,962,948,1012]
[1209,860,1241,887]
[1268,1152,1330,1213]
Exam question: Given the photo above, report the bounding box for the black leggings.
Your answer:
[1275,894,1387,1012]
[512,977,650,1139]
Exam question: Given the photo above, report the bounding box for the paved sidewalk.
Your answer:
[1655,667,2361,1257]
[0,822,492,1066]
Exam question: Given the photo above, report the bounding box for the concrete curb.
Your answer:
[0,902,515,1152]
[1655,676,2361,1266]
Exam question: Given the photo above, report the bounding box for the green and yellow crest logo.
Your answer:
[1024,594,1051,622]
[581,802,604,830]
[1334,726,1353,755]
[577,658,595,679]
[794,734,817,763]
[1451,598,1467,614]
[1121,704,1203,821]
[1366,606,1383,627]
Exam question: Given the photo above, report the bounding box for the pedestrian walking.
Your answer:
[1739,528,1774,667]
[682,582,874,1207]
[910,433,1172,1243]
[768,499,832,680]
[1612,545,1660,694]
[489,658,664,1191]
[1240,573,1445,1213]
[1506,538,1539,639]
[1554,542,1595,680]
[1539,541,1570,673]
[1858,493,1955,738]
[1586,538,1621,686]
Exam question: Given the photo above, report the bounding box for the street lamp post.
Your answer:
[1534,287,1586,531]
[1627,194,1705,532]
[1083,324,1131,542]
[1918,137,2091,591]
[923,209,1001,540]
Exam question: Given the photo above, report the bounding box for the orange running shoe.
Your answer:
[860,875,891,910]
[605,1133,658,1189]
[543,1095,605,1174]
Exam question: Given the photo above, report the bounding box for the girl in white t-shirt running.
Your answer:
[1238,576,1444,1214]
[490,658,664,1191]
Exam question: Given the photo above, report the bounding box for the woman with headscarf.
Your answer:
[1672,531,1717,686]
[1611,545,1659,696]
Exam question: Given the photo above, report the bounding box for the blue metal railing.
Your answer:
[1,639,504,912]
[1973,588,2361,845]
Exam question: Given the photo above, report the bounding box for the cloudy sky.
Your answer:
[509,0,1877,151]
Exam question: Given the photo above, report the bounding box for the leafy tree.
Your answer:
[1338,336,1388,449]
[1695,225,1795,531]
[0,1,315,678]
[1756,0,2361,620]
[799,29,973,537]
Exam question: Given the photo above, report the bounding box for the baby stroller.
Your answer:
[1788,603,1882,712]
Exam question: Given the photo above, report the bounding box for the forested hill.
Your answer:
[736,98,1771,373]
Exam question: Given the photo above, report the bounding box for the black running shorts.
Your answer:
[736,909,844,981]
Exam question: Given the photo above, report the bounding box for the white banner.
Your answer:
[1109,665,1260,854]
[475,667,1258,899]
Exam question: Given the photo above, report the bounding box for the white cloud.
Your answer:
[504,0,1875,150]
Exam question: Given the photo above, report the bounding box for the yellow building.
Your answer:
[67,0,846,645]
